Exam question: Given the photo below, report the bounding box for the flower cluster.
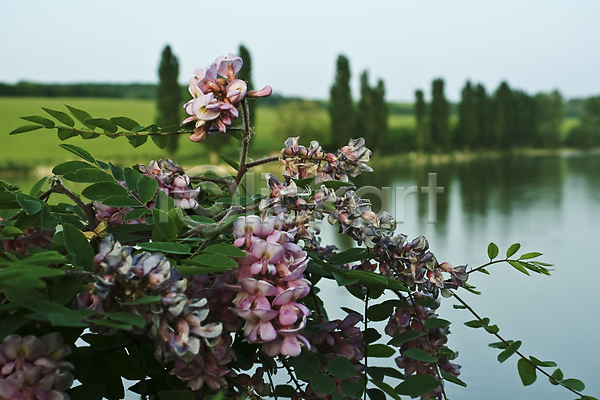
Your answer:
[94,159,199,226]
[281,137,373,182]
[385,293,461,400]
[0,333,73,400]
[183,53,272,142]
[76,235,223,390]
[1,225,53,255]
[230,214,312,357]
[372,234,468,297]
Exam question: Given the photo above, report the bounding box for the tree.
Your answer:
[371,79,388,155]
[534,90,563,148]
[491,81,513,149]
[455,81,477,150]
[430,78,449,152]
[329,55,354,148]
[238,44,256,128]
[568,95,600,148]
[156,45,182,157]
[414,89,428,153]
[474,83,492,149]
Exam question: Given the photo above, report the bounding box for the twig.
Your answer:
[452,292,587,398]
[49,177,98,230]
[231,99,252,195]
[245,155,280,169]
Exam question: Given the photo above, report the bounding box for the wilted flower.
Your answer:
[0,333,74,400]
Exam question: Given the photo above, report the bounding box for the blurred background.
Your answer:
[1,1,599,399]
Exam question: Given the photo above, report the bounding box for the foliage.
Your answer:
[1,53,596,400]
[430,78,449,153]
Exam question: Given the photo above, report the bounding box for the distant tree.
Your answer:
[491,81,513,149]
[512,90,537,148]
[534,90,563,148]
[474,83,492,149]
[455,81,477,150]
[237,44,256,128]
[329,55,354,148]
[371,79,388,155]
[430,78,449,152]
[356,71,378,154]
[414,89,428,153]
[156,45,182,157]
[568,95,600,148]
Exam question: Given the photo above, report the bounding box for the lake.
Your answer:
[2,151,599,399]
[317,151,600,399]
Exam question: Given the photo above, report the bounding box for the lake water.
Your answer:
[2,152,599,399]
[317,151,600,399]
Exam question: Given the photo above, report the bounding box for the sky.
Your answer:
[1,0,600,102]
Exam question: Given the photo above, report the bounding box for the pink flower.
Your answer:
[226,79,247,103]
[215,53,243,81]
[247,85,273,98]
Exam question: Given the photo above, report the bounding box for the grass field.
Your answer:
[0,97,288,172]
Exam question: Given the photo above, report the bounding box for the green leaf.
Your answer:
[388,330,426,346]
[21,115,55,128]
[529,356,557,367]
[395,374,441,397]
[150,134,169,149]
[506,243,521,258]
[550,368,564,384]
[16,194,42,215]
[136,175,159,204]
[29,177,47,196]
[82,182,129,201]
[369,381,400,400]
[65,104,95,129]
[68,384,105,400]
[425,318,451,330]
[189,253,237,268]
[123,167,143,192]
[340,379,364,398]
[42,107,75,127]
[123,208,149,221]
[328,357,358,379]
[487,242,499,260]
[403,348,438,363]
[63,223,95,271]
[309,370,336,395]
[110,116,140,131]
[59,143,96,164]
[127,134,148,148]
[517,358,537,386]
[218,154,240,171]
[100,195,141,207]
[519,252,543,260]
[117,295,161,306]
[328,248,374,265]
[508,261,531,276]
[152,208,178,240]
[363,328,382,344]
[62,168,114,183]
[367,302,395,322]
[52,160,95,175]
[106,312,147,328]
[440,371,467,387]
[10,124,43,135]
[203,243,247,258]
[138,242,191,254]
[291,350,321,380]
[497,340,521,363]
[561,378,585,391]
[177,265,235,276]
[57,128,79,140]
[366,344,396,358]
[275,385,295,397]
[464,319,485,328]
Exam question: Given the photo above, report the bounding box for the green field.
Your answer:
[0,97,288,172]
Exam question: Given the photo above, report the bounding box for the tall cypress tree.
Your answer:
[329,55,354,148]
[430,78,449,152]
[492,81,513,149]
[371,79,388,155]
[356,71,375,151]
[455,81,477,150]
[237,44,256,128]
[156,45,181,157]
[474,84,491,149]
[415,89,428,153]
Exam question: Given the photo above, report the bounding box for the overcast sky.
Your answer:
[1,0,599,102]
